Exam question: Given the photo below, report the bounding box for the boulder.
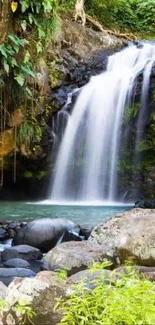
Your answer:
[0,268,36,286]
[61,229,84,243]
[115,265,155,274]
[44,241,114,276]
[0,281,8,299]
[8,222,17,230]
[112,265,155,282]
[35,270,59,283]
[69,269,111,289]
[142,272,155,281]
[40,260,51,271]
[0,273,68,325]
[12,218,80,253]
[3,258,31,269]
[89,208,155,266]
[70,265,155,288]
[0,228,7,239]
[2,245,42,261]
[79,227,93,240]
[135,198,155,209]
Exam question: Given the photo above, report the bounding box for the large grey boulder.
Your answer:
[44,241,114,276]
[2,245,42,261]
[0,268,36,286]
[0,272,68,325]
[12,218,80,253]
[89,208,155,266]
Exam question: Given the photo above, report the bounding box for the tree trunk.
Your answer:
[0,0,11,42]
[75,0,86,26]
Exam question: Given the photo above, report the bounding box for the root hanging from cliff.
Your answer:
[85,15,136,41]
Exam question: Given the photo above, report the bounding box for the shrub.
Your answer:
[59,263,155,325]
[84,0,155,35]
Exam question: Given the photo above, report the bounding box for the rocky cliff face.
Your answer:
[144,167,155,199]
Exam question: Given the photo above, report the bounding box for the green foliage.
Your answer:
[59,0,155,36]
[56,269,68,281]
[17,120,42,146]
[58,0,75,12]
[124,103,140,124]
[136,0,155,32]
[19,0,60,54]
[37,170,47,180]
[24,170,47,180]
[0,299,8,311]
[15,299,36,325]
[0,298,35,325]
[59,263,155,325]
[85,0,155,35]
[138,114,155,154]
[24,170,33,178]
[137,113,155,168]
[0,0,60,91]
[0,34,35,87]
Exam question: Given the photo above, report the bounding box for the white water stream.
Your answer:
[49,43,155,203]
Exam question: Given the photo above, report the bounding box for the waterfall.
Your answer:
[49,43,155,204]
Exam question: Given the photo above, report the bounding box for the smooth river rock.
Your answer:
[3,258,31,269]
[0,268,36,286]
[2,245,42,261]
[89,208,155,266]
[44,241,114,275]
[12,218,80,253]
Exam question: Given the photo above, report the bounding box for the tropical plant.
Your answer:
[17,120,42,146]
[67,0,155,35]
[59,263,155,325]
[0,298,35,325]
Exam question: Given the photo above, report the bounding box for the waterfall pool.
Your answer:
[0,201,133,226]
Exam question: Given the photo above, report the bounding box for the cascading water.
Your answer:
[49,43,155,204]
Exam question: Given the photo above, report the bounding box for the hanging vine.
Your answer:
[0,0,60,184]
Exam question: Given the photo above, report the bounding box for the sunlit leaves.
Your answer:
[11,1,18,12]
[0,0,59,98]
[0,35,35,90]
[20,0,30,13]
[3,61,9,74]
[59,264,155,325]
[21,20,27,31]
[14,74,25,86]
[19,0,59,54]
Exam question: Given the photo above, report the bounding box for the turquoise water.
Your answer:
[0,202,133,226]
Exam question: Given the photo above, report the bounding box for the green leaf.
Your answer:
[21,65,36,77]
[21,20,27,31]
[11,58,18,67]
[38,28,46,39]
[24,50,30,64]
[28,14,33,24]
[25,87,32,97]
[0,45,7,58]
[8,34,20,46]
[36,41,43,54]
[14,74,25,86]
[20,0,30,13]
[3,61,9,74]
